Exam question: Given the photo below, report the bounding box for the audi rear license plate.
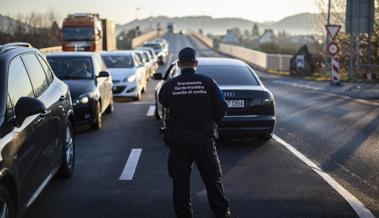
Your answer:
[226,100,245,108]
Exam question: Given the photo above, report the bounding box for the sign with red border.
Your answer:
[326,24,341,40]
[327,42,339,56]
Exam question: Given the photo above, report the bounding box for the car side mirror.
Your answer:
[15,97,46,127]
[153,72,163,80]
[98,71,110,78]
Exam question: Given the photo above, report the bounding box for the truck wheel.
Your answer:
[0,185,15,218]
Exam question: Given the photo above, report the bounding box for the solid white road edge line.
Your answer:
[146,105,156,116]
[273,135,376,218]
[119,148,142,181]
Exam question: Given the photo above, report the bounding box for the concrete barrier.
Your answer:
[219,43,292,72]
[131,30,164,49]
[266,54,292,72]
[219,43,267,69]
[40,46,62,54]
[190,32,213,48]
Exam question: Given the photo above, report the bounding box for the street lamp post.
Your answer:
[135,7,140,20]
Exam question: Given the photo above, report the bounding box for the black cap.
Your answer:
[178,47,197,62]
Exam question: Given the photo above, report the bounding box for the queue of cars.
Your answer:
[0,37,166,218]
[0,37,276,218]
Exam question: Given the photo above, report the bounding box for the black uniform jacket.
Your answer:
[159,68,227,129]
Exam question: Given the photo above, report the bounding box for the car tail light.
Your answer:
[261,92,275,115]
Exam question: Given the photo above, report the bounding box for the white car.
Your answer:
[101,51,147,100]
[135,50,152,81]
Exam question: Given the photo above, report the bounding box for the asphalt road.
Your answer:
[24,34,378,218]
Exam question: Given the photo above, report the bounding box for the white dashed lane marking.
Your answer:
[119,149,142,181]
[273,135,376,218]
[146,105,156,116]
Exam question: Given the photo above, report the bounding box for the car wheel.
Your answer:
[0,185,15,218]
[259,132,273,141]
[58,121,75,178]
[105,99,114,114]
[133,92,142,101]
[91,101,102,130]
[154,103,161,120]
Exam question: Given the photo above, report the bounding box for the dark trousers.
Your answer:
[168,125,230,218]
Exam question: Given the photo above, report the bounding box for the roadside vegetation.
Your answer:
[0,10,61,48]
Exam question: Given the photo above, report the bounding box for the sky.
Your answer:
[0,0,320,24]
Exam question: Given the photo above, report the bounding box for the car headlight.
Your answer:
[126,75,136,83]
[80,96,89,104]
[74,93,94,106]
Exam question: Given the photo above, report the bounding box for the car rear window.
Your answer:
[101,55,134,68]
[196,65,259,86]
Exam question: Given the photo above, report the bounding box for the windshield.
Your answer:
[142,53,150,61]
[138,48,155,58]
[47,57,94,80]
[62,27,95,41]
[136,53,144,62]
[143,44,162,50]
[197,65,259,86]
[101,55,134,68]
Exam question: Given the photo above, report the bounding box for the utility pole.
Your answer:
[324,0,331,75]
[135,7,140,20]
[348,1,354,80]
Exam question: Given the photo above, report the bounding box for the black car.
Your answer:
[47,52,114,130]
[0,43,75,218]
[154,57,276,139]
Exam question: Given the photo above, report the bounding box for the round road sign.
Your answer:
[328,42,339,56]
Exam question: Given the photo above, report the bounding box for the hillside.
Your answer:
[1,13,322,36]
[117,13,321,35]
[270,13,322,34]
[116,16,267,35]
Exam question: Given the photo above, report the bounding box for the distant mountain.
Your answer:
[270,13,322,34]
[1,13,322,36]
[117,13,321,36]
[116,16,268,36]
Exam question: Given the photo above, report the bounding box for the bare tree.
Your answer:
[0,10,62,48]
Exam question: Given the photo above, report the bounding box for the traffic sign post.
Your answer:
[327,42,339,56]
[332,57,341,84]
[325,24,342,86]
[326,24,341,40]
